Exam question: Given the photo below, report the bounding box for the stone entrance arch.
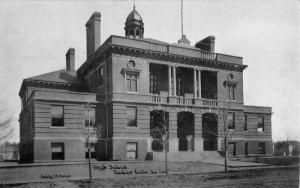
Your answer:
[177,111,195,151]
[202,113,218,151]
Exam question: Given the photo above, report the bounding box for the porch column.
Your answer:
[198,70,201,98]
[147,137,153,152]
[218,138,222,151]
[194,68,197,98]
[173,66,176,96]
[168,65,172,96]
[194,111,203,153]
[168,110,178,152]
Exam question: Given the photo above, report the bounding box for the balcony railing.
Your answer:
[201,99,218,107]
[149,94,168,103]
[112,92,242,109]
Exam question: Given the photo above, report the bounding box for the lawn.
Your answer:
[5,166,299,188]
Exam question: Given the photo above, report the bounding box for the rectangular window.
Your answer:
[257,116,264,132]
[51,105,64,127]
[127,142,137,159]
[51,143,64,160]
[127,107,137,127]
[245,142,248,156]
[227,113,235,130]
[85,108,96,127]
[228,142,236,156]
[98,67,104,87]
[258,142,265,155]
[126,74,137,92]
[85,142,97,159]
[228,86,235,100]
[244,115,247,131]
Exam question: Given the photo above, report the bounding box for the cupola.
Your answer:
[124,6,144,39]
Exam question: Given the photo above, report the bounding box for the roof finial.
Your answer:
[133,0,135,10]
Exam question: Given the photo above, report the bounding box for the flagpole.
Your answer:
[181,0,183,37]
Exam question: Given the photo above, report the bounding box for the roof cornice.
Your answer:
[109,44,247,72]
[19,79,73,97]
[77,35,247,79]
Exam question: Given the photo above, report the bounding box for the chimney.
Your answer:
[195,36,215,53]
[66,48,75,71]
[85,12,101,58]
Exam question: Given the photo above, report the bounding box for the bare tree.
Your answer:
[82,103,103,181]
[217,101,235,173]
[203,99,237,173]
[0,108,14,143]
[150,108,169,175]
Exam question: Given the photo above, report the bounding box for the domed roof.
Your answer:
[125,9,143,25]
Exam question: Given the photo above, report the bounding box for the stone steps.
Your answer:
[153,151,223,162]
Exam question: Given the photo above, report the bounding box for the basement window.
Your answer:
[51,143,64,160]
[85,142,97,159]
[127,142,137,159]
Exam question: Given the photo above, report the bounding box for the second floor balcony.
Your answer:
[113,63,242,109]
[148,63,218,105]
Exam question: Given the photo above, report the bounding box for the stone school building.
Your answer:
[19,8,272,162]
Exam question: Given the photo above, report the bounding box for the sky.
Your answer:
[0,0,299,142]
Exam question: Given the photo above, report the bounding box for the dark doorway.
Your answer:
[150,110,169,151]
[177,112,194,151]
[176,67,194,97]
[149,64,168,94]
[201,71,218,100]
[202,113,218,151]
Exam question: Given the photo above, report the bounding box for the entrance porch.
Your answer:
[148,109,221,162]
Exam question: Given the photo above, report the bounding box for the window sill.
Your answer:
[84,126,96,129]
[84,127,97,130]
[50,126,66,128]
[125,91,139,94]
[127,126,139,129]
